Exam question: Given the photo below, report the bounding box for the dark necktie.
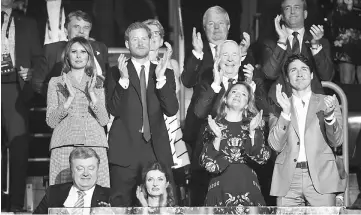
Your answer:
[1,11,6,28]
[292,31,300,54]
[227,78,235,90]
[140,65,151,142]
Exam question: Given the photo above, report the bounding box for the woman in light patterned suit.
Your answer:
[46,36,110,187]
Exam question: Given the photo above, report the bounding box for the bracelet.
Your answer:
[277,41,287,46]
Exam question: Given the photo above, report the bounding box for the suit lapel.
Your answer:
[90,185,108,207]
[301,32,313,57]
[290,97,300,138]
[128,60,142,99]
[56,183,73,207]
[305,93,320,130]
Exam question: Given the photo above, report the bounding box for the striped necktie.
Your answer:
[72,191,85,214]
[292,31,300,54]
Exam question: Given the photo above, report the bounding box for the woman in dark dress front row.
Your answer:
[200,82,271,207]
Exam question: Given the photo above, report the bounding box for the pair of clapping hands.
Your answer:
[117,42,173,79]
[275,84,338,116]
[274,15,324,46]
[136,185,167,207]
[62,73,99,105]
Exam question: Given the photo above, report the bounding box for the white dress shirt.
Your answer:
[1,8,15,65]
[118,58,166,89]
[292,91,312,162]
[63,185,95,215]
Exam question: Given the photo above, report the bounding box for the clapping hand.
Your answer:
[62,73,75,98]
[136,186,148,207]
[274,15,289,42]
[324,94,337,115]
[192,27,203,54]
[87,73,98,104]
[250,110,263,131]
[212,57,224,86]
[239,32,250,57]
[117,54,129,79]
[310,25,324,44]
[243,64,254,84]
[155,42,172,79]
[276,84,291,114]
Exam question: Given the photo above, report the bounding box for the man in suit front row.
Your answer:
[268,54,346,206]
[33,147,111,214]
[106,22,178,206]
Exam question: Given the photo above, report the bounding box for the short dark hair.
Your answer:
[283,54,313,77]
[69,147,100,168]
[281,0,308,11]
[64,10,92,29]
[124,22,151,42]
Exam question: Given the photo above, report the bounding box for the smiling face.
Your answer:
[286,59,313,91]
[71,157,98,191]
[126,28,150,59]
[65,16,92,40]
[145,170,169,197]
[68,42,89,70]
[219,41,241,78]
[204,11,229,45]
[226,84,249,111]
[147,24,164,51]
[281,0,307,30]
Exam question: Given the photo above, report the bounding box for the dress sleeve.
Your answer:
[46,78,68,129]
[200,126,230,174]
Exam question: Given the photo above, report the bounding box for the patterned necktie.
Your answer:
[140,65,151,142]
[1,11,6,28]
[73,191,85,214]
[292,31,300,54]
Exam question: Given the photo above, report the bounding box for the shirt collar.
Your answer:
[286,27,305,39]
[292,90,312,104]
[131,58,150,72]
[223,74,238,83]
[73,185,96,196]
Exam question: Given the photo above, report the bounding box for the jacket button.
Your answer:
[294,159,297,162]
[297,142,300,145]
[283,126,286,130]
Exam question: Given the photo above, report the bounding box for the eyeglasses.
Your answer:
[151,31,161,38]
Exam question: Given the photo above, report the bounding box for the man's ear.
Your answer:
[227,24,230,31]
[125,41,129,49]
[311,72,313,80]
[161,38,164,46]
[304,10,308,20]
[64,28,68,38]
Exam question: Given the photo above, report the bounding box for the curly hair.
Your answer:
[215,82,259,123]
[140,161,176,207]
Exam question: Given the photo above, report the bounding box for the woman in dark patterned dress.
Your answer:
[200,82,271,207]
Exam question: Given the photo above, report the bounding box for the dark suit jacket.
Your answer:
[33,183,111,214]
[3,11,42,102]
[32,40,109,96]
[261,31,334,106]
[105,61,179,167]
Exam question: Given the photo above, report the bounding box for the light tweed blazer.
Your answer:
[46,74,109,149]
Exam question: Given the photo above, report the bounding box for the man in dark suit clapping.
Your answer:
[105,22,178,206]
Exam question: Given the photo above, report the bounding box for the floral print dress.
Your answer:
[200,118,271,207]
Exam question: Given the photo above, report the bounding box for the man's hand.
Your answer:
[274,15,289,42]
[192,27,203,54]
[310,25,324,45]
[243,64,254,84]
[324,94,337,115]
[18,66,32,81]
[239,32,250,57]
[276,84,291,114]
[212,57,224,86]
[117,54,128,79]
[155,42,172,79]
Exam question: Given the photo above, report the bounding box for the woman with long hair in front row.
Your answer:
[200,82,271,208]
[46,36,110,187]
